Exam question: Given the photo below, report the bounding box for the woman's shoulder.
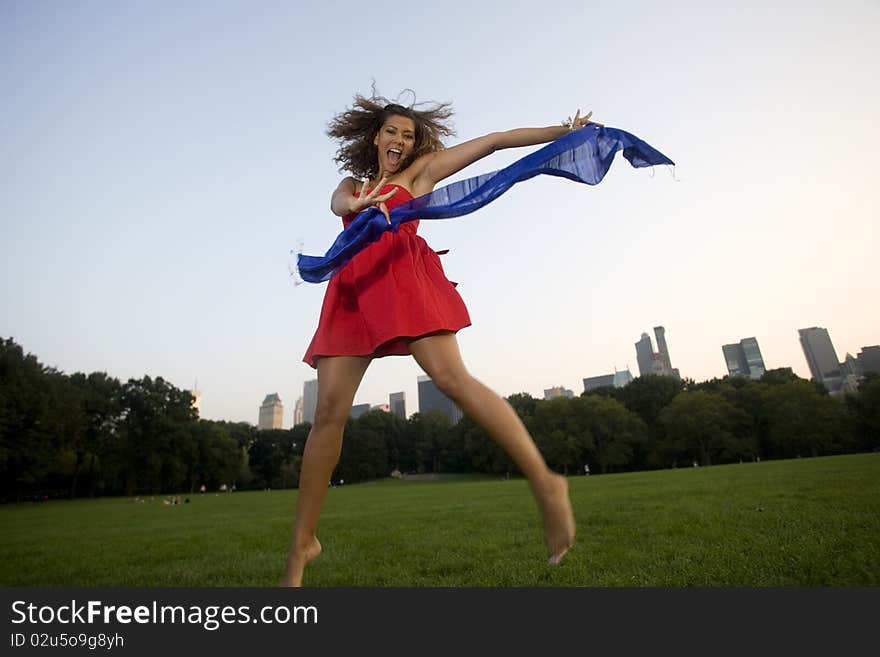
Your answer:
[336,176,360,192]
[404,152,439,196]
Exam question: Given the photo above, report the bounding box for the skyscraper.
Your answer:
[798,327,843,391]
[258,393,284,430]
[655,326,673,372]
[389,391,406,419]
[583,374,614,390]
[722,343,748,377]
[350,403,371,419]
[544,386,574,400]
[635,327,680,378]
[635,333,656,378]
[190,381,201,418]
[583,367,634,392]
[741,337,766,378]
[855,346,880,376]
[722,337,766,379]
[417,375,463,424]
[612,368,635,387]
[303,379,318,424]
[294,396,304,426]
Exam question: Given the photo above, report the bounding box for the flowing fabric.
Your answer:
[297,125,673,283]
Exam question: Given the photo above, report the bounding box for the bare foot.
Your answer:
[280,536,322,587]
[535,474,575,565]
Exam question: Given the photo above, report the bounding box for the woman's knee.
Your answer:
[430,367,471,402]
[312,397,350,430]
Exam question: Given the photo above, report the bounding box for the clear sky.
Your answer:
[2,0,878,426]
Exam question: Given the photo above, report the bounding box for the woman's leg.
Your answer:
[407,332,575,564]
[281,355,371,587]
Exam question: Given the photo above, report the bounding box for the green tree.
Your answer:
[692,376,767,460]
[462,415,514,475]
[66,372,122,497]
[846,376,880,452]
[117,376,198,494]
[189,421,242,492]
[354,410,406,472]
[532,397,581,474]
[611,374,684,468]
[0,338,60,500]
[760,368,802,386]
[506,393,538,421]
[762,381,850,458]
[660,390,751,466]
[289,422,311,457]
[335,413,389,483]
[406,410,452,474]
[575,395,647,474]
[248,429,291,489]
[617,375,684,427]
[211,420,259,490]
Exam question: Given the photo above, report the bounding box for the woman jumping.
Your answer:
[283,91,600,586]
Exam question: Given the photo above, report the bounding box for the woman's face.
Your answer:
[373,114,416,175]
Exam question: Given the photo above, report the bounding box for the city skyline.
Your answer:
[144,319,880,425]
[236,322,879,428]
[8,316,873,429]
[3,2,878,427]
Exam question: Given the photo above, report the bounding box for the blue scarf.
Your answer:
[298,125,673,283]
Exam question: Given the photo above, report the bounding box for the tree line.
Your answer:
[1,337,878,501]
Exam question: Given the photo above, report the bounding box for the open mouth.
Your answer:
[387,149,402,166]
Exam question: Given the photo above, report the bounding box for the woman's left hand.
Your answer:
[563,109,603,131]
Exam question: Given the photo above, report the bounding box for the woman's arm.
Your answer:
[330,175,398,222]
[414,110,599,189]
[330,177,358,216]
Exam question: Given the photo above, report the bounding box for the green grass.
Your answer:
[2,454,878,586]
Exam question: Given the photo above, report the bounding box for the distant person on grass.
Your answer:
[281,89,599,587]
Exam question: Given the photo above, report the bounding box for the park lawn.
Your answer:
[1,453,878,587]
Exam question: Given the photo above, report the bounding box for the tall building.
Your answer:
[350,403,371,419]
[655,326,673,372]
[722,344,748,377]
[190,381,201,418]
[258,393,284,430]
[798,327,843,392]
[389,391,406,419]
[544,386,574,400]
[840,346,879,392]
[294,396,304,426]
[635,333,656,377]
[612,368,635,387]
[854,346,880,376]
[584,374,614,390]
[741,337,766,378]
[303,379,318,424]
[417,375,463,424]
[635,327,680,378]
[722,337,766,379]
[583,367,634,392]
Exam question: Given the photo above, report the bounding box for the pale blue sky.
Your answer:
[2,0,878,425]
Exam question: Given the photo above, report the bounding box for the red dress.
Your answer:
[303,184,471,368]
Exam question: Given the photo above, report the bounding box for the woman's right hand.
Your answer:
[350,177,398,223]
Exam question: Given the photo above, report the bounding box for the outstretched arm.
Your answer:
[414,110,600,189]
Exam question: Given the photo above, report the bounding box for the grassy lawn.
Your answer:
[1,454,878,587]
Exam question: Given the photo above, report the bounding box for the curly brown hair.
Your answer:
[327,90,456,179]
